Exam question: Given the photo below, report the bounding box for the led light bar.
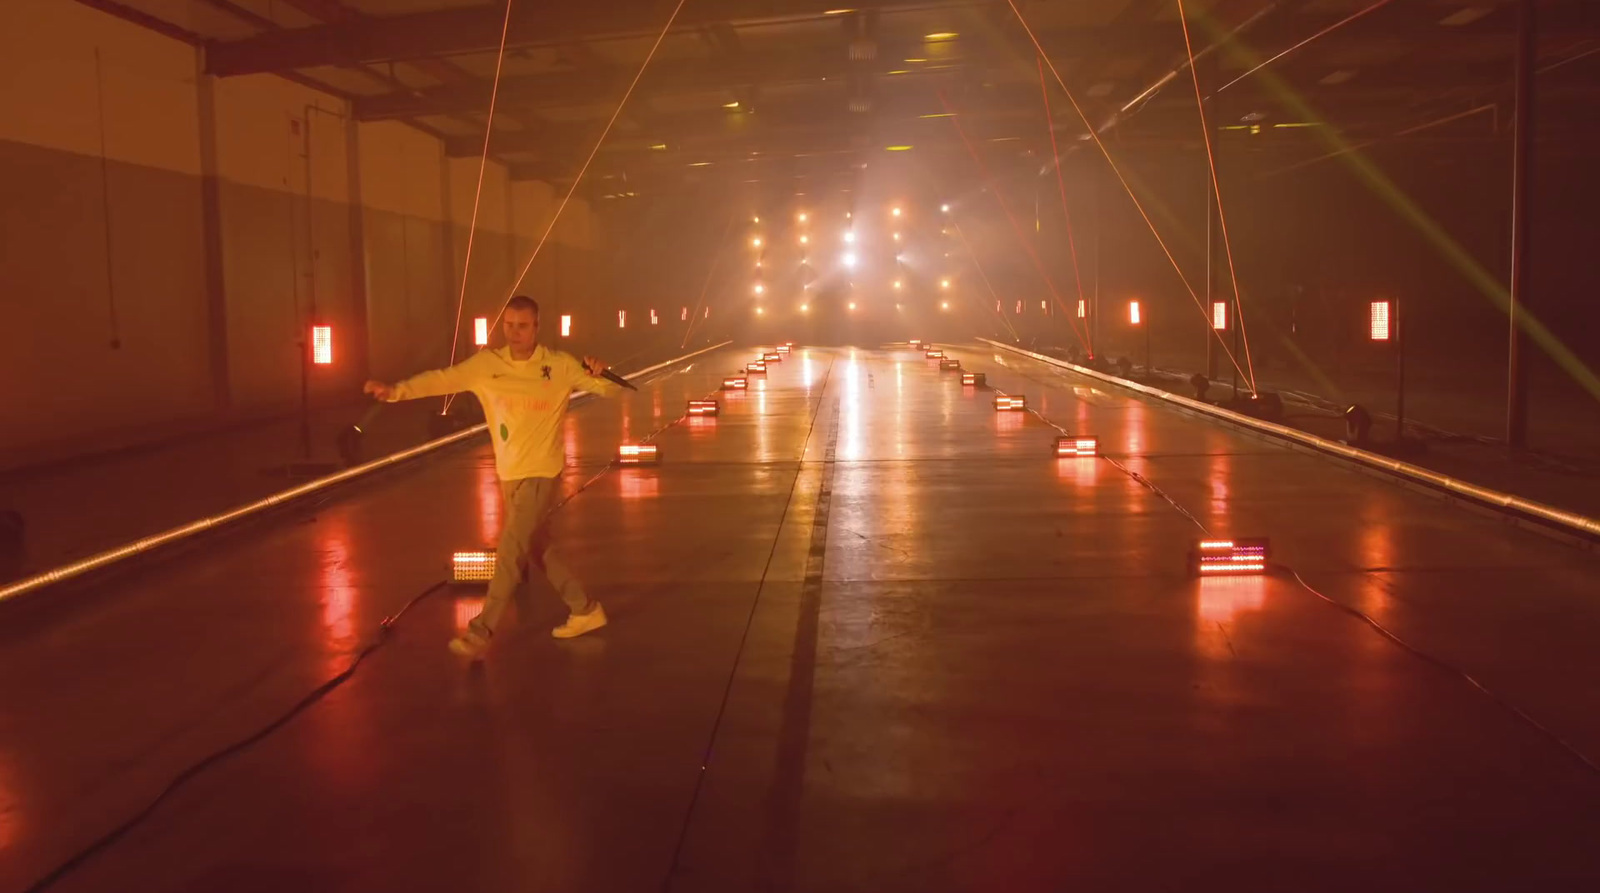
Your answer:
[616,443,660,466]
[747,361,767,374]
[1054,435,1099,457]
[994,395,1026,411]
[939,358,961,371]
[961,372,986,387]
[925,349,944,359]
[722,377,748,390]
[909,339,923,348]
[451,550,496,584]
[687,399,720,416]
[1190,538,1270,576]
[776,344,792,354]
[764,352,782,362]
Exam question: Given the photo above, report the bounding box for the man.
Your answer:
[364,295,620,658]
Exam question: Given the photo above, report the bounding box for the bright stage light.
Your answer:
[752,237,762,248]
[848,302,857,311]
[940,203,950,213]
[473,317,488,346]
[754,283,765,295]
[842,253,857,267]
[843,231,855,243]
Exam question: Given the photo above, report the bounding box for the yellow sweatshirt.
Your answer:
[386,344,621,480]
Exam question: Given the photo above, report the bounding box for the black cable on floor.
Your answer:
[22,581,447,893]
[1023,397,1600,780]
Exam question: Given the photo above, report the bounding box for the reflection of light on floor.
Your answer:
[454,595,485,632]
[564,418,579,467]
[1208,451,1231,516]
[317,519,357,658]
[1056,456,1097,487]
[620,474,659,500]
[1125,400,1146,455]
[0,753,21,850]
[686,416,716,436]
[652,386,662,420]
[841,356,864,459]
[993,409,1024,432]
[1198,576,1266,624]
[476,460,501,544]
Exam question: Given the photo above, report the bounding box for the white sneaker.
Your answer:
[448,630,491,660]
[552,604,607,639]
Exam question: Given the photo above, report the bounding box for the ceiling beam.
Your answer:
[204,0,981,77]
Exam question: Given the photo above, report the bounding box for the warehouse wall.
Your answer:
[0,0,211,466]
[0,0,621,472]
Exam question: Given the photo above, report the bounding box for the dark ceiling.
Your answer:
[82,0,1600,197]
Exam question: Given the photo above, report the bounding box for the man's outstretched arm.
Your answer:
[566,353,623,397]
[365,354,484,402]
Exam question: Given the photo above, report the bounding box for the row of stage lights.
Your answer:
[748,203,958,307]
[452,339,1267,583]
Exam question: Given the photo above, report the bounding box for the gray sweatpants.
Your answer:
[470,476,592,638]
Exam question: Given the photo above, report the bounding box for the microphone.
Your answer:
[598,367,638,391]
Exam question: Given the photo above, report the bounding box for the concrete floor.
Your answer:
[3,344,1600,892]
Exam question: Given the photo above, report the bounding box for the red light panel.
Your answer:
[961,372,986,387]
[1191,538,1270,576]
[939,359,961,371]
[687,400,720,416]
[994,395,1026,411]
[747,361,767,374]
[451,550,495,583]
[617,443,660,465]
[764,352,782,361]
[1370,301,1391,341]
[1054,436,1099,457]
[925,349,944,359]
[311,325,332,364]
[722,377,748,390]
[776,344,791,353]
[909,339,923,348]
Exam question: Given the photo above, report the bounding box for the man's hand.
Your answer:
[363,380,395,401]
[582,357,609,377]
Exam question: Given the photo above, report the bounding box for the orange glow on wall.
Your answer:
[473,317,489,346]
[311,325,332,364]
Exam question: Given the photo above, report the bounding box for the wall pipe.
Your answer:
[0,342,732,606]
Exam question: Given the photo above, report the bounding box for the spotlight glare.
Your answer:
[752,237,762,247]
[940,203,950,213]
[941,301,949,310]
[848,302,857,311]
[843,230,855,243]
[1370,300,1392,340]
[842,252,857,267]
[800,303,809,312]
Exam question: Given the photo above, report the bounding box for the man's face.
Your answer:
[503,306,539,352]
